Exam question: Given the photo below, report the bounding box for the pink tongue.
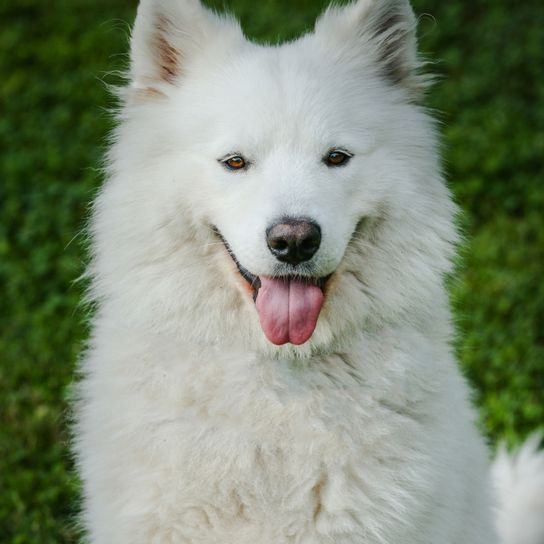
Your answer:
[255,277,324,345]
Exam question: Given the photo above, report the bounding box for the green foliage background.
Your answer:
[1,0,542,541]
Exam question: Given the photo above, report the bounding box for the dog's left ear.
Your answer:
[315,0,426,100]
[129,0,244,97]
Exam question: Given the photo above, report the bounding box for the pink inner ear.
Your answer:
[155,18,180,83]
[157,35,179,82]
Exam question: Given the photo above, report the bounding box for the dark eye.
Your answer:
[324,149,352,167]
[221,155,248,171]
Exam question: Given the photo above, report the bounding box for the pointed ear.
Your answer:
[315,0,426,100]
[129,0,243,95]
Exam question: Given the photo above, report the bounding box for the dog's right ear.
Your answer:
[129,0,243,96]
[315,0,426,101]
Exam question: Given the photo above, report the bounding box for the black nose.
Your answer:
[266,218,321,265]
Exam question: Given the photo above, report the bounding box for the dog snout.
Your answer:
[266,218,321,265]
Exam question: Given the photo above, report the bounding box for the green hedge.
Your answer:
[1,0,542,541]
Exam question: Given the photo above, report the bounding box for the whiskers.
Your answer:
[201,240,227,249]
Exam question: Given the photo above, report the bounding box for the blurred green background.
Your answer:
[1,0,543,541]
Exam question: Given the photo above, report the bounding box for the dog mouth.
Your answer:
[213,228,330,346]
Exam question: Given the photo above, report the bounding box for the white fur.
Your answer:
[492,435,544,544]
[75,1,544,542]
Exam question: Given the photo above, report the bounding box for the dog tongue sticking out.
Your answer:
[255,277,324,345]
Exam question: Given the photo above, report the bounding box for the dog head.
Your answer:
[92,0,458,354]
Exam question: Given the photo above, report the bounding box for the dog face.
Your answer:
[94,0,458,352]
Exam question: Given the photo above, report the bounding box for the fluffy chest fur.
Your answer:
[78,327,494,543]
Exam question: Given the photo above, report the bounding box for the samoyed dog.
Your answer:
[75,0,544,542]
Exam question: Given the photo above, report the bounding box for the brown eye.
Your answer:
[223,155,247,171]
[325,150,352,167]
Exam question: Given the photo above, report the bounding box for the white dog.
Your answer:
[75,0,544,542]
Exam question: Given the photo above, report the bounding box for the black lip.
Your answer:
[212,226,331,301]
